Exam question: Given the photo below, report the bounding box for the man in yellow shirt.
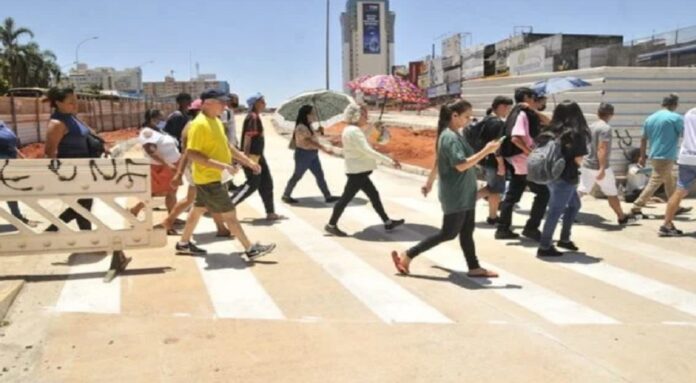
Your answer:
[176,89,276,260]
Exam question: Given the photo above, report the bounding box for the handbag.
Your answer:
[86,132,106,158]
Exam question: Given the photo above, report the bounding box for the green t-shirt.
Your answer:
[437,129,478,214]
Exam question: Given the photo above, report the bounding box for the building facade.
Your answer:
[142,75,231,100]
[341,0,395,92]
[68,64,143,95]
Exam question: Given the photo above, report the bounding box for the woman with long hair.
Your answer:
[281,105,339,204]
[391,99,501,277]
[537,100,591,257]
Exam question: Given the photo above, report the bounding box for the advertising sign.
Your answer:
[362,3,381,54]
[442,34,462,66]
[508,45,547,76]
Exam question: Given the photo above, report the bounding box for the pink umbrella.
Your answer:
[349,74,428,120]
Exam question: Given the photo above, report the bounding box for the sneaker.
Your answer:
[176,242,207,256]
[385,219,405,231]
[325,224,348,237]
[486,217,499,226]
[495,228,520,240]
[246,243,276,261]
[676,206,693,216]
[658,225,684,237]
[618,215,638,225]
[537,246,563,257]
[522,228,542,242]
[325,196,341,203]
[282,195,299,204]
[556,240,579,251]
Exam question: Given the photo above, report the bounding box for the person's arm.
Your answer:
[44,120,67,159]
[352,128,399,167]
[229,144,261,174]
[596,140,609,180]
[243,115,258,156]
[639,137,648,168]
[511,136,532,155]
[422,160,438,197]
[143,143,176,170]
[496,155,506,176]
[171,150,189,188]
[454,141,501,172]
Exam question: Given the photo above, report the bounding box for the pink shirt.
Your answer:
[506,112,534,175]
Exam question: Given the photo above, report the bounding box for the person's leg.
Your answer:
[75,199,93,230]
[282,150,311,198]
[559,187,582,243]
[497,173,526,231]
[359,173,390,223]
[179,207,205,244]
[129,202,146,217]
[7,201,23,220]
[632,159,668,210]
[539,181,574,250]
[163,186,195,230]
[165,191,177,213]
[257,157,277,216]
[593,168,627,221]
[308,155,332,198]
[662,160,676,199]
[662,165,696,232]
[458,209,480,270]
[328,173,365,226]
[230,167,261,207]
[399,212,464,269]
[526,181,550,232]
[219,210,252,250]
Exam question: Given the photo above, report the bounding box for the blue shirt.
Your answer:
[642,109,684,160]
[0,121,19,159]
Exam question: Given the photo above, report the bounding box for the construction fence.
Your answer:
[0,95,176,146]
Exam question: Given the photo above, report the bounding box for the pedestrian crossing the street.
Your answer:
[49,191,696,329]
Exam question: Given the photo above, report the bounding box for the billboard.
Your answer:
[508,45,547,76]
[431,57,444,85]
[408,61,424,86]
[362,3,381,54]
[442,34,462,66]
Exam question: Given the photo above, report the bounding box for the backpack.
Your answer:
[526,132,565,185]
[500,106,541,158]
[465,116,494,153]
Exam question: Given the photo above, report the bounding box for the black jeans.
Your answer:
[46,198,94,231]
[230,156,275,214]
[283,149,331,198]
[497,173,549,232]
[329,171,389,226]
[406,210,480,270]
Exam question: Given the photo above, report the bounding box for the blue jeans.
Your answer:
[283,149,331,198]
[540,180,581,249]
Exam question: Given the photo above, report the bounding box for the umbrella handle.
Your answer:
[378,94,387,121]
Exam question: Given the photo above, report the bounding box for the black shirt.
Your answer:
[163,110,190,148]
[479,116,506,168]
[241,112,265,156]
[559,130,589,184]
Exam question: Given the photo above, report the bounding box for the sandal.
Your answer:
[166,228,180,236]
[391,251,409,275]
[466,268,499,278]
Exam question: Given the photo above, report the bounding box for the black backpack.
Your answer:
[500,106,541,158]
[465,116,494,153]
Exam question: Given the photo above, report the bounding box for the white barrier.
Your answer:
[0,158,166,282]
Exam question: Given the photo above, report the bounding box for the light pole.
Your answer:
[325,0,330,90]
[75,36,99,68]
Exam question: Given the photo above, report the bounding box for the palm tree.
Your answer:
[0,17,35,88]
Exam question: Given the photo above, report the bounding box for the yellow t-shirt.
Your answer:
[186,113,232,185]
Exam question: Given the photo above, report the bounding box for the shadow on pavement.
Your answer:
[51,252,109,266]
[198,252,278,271]
[574,212,627,232]
[284,197,368,209]
[352,223,439,242]
[537,252,603,264]
[399,265,522,290]
[0,267,175,283]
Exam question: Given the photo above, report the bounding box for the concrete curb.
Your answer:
[275,128,431,178]
[0,281,24,322]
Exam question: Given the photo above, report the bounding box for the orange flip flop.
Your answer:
[467,268,499,278]
[391,251,409,275]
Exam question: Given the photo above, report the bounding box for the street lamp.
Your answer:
[75,36,99,68]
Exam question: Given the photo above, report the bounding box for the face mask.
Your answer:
[310,122,321,130]
[155,121,166,130]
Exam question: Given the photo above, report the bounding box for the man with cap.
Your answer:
[230,92,284,220]
[632,94,692,217]
[175,89,276,260]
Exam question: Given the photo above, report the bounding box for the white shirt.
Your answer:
[341,125,393,174]
[139,128,181,165]
[678,107,696,166]
[220,107,238,147]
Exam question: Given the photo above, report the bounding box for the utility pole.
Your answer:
[326,0,330,90]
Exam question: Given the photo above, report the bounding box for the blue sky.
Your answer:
[3,0,696,106]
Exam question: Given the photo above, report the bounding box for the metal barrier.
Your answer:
[0,158,166,282]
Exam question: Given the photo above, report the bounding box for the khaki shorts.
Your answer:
[194,182,234,213]
[578,167,618,197]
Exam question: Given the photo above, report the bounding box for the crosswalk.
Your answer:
[47,187,696,328]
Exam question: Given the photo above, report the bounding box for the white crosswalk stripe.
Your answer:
[54,254,121,314]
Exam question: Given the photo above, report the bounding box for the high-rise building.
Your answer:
[142,74,230,100]
[341,0,395,92]
[68,64,143,95]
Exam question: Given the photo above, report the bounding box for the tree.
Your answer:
[0,17,35,88]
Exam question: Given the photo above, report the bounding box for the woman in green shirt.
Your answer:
[391,100,501,278]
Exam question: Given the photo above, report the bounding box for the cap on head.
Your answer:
[246,92,265,109]
[200,89,230,102]
[188,99,203,110]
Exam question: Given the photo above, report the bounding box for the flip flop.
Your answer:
[391,251,409,275]
[166,228,180,236]
[467,269,499,278]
